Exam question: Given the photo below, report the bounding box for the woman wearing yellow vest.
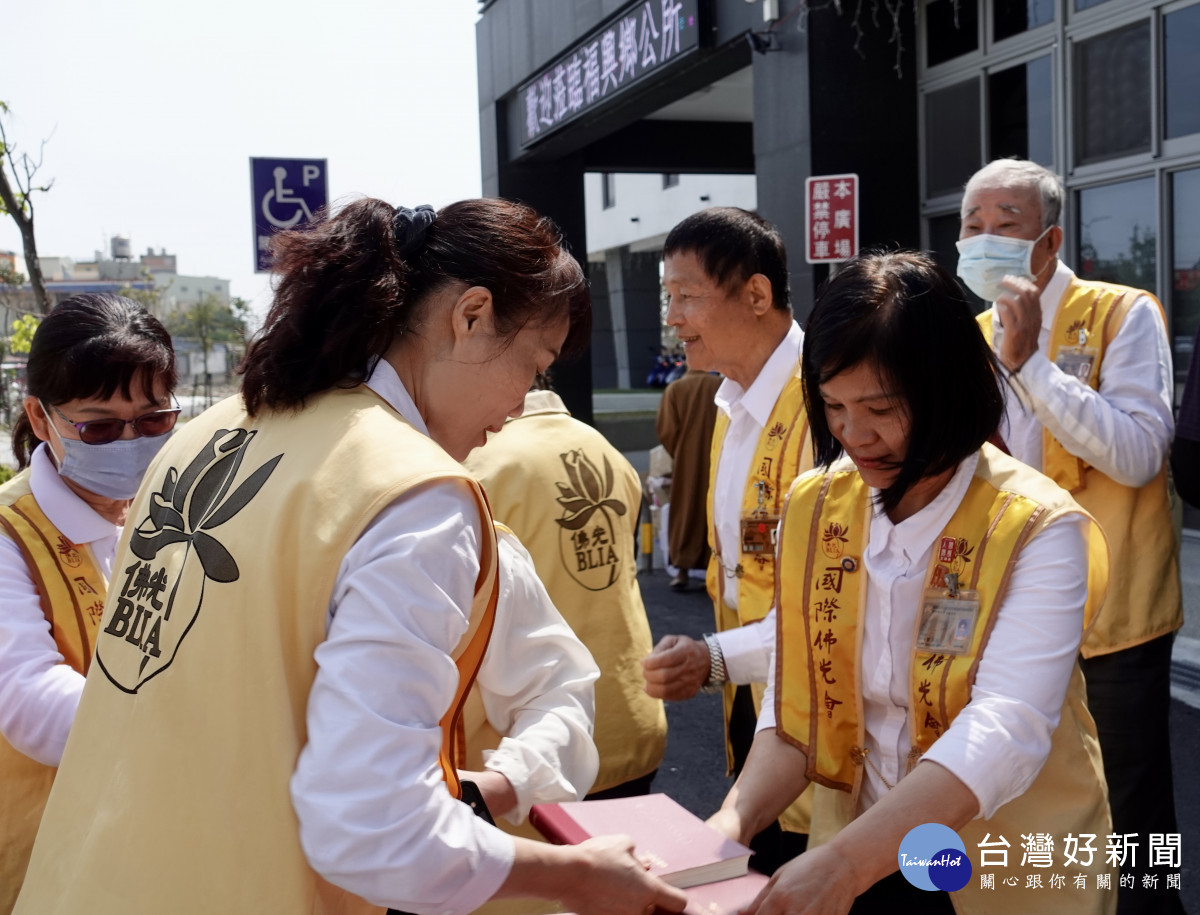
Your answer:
[14,199,688,915]
[0,293,178,913]
[708,251,1113,914]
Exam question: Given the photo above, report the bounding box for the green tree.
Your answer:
[0,261,26,315]
[165,293,249,380]
[117,270,171,318]
[0,102,52,315]
[0,313,37,428]
[9,313,39,354]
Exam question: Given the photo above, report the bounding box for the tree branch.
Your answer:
[0,108,53,315]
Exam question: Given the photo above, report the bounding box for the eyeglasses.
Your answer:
[44,399,181,445]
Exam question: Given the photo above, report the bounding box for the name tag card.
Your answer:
[916,591,981,655]
[1054,346,1098,385]
[740,515,779,554]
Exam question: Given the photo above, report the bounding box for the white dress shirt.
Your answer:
[759,453,1089,820]
[291,360,599,915]
[0,444,120,765]
[711,321,803,683]
[990,259,1174,487]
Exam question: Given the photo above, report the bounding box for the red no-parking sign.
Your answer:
[805,173,859,265]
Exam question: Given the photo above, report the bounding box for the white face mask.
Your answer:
[955,227,1052,302]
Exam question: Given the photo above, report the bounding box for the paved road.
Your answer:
[636,564,1199,913]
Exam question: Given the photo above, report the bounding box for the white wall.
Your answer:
[584,172,757,259]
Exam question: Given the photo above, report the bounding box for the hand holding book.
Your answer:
[530,794,752,889]
[530,794,769,915]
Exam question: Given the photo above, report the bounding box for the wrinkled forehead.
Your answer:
[960,180,1041,221]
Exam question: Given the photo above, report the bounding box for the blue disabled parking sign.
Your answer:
[250,157,328,272]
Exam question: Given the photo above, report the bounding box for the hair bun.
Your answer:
[392,204,437,259]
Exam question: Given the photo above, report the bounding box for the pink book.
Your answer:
[676,870,770,914]
[529,793,753,889]
[561,871,771,915]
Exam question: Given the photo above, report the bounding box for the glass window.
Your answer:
[1073,22,1151,165]
[1077,177,1157,295]
[662,173,679,189]
[602,173,616,210]
[988,55,1053,166]
[1165,3,1200,140]
[925,79,981,198]
[994,0,1054,41]
[1172,168,1200,395]
[926,0,979,67]
[1075,0,1113,9]
[929,212,986,313]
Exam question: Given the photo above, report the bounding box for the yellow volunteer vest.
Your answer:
[979,275,1182,655]
[464,395,666,915]
[15,386,499,915]
[706,367,812,832]
[0,472,108,915]
[464,393,666,795]
[777,446,1114,914]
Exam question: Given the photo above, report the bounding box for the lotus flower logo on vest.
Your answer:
[96,428,282,693]
[821,522,849,559]
[554,449,628,591]
[55,534,83,568]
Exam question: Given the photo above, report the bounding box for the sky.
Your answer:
[0,0,484,319]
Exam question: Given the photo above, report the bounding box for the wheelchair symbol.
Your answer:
[261,166,315,229]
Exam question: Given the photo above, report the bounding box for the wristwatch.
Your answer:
[701,632,727,692]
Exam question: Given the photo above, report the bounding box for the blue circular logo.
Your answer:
[897,823,972,892]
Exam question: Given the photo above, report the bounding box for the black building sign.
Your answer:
[518,0,702,148]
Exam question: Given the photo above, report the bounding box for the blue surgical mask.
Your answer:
[45,414,171,501]
[955,227,1051,302]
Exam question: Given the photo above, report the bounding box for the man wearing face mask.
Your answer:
[0,294,177,914]
[959,158,1182,915]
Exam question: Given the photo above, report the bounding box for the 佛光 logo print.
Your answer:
[898,823,973,892]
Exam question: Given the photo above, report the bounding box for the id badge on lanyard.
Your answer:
[1055,329,1098,385]
[740,480,778,555]
[916,573,981,656]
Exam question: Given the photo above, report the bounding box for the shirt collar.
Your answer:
[714,320,804,428]
[866,451,980,565]
[29,443,121,545]
[1041,259,1074,330]
[511,389,569,420]
[364,358,429,436]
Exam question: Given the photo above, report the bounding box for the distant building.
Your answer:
[476,0,1200,426]
[31,239,230,318]
[0,240,234,388]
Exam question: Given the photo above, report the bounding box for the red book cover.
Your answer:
[528,793,752,889]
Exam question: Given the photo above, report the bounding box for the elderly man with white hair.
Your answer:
[959,158,1183,915]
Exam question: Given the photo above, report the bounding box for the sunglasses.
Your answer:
[44,399,181,445]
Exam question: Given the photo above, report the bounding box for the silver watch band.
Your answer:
[702,632,727,689]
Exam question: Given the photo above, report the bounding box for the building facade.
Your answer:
[476,0,1200,420]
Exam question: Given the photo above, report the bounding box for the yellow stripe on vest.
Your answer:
[776,468,869,792]
[704,368,814,831]
[706,368,811,628]
[911,485,1042,753]
[0,493,107,675]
